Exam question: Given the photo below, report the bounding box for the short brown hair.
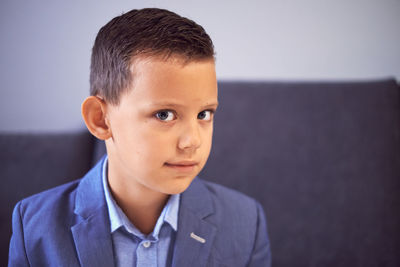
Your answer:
[90,8,215,104]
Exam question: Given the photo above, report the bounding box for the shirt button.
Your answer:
[142,241,151,248]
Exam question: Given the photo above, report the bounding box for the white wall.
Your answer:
[1,0,399,132]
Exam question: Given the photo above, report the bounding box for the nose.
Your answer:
[178,120,201,151]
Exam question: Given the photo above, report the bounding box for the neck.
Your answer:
[107,164,170,235]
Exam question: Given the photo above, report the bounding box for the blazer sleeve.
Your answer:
[8,201,30,267]
[246,201,272,267]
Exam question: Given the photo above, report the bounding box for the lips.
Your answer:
[164,161,198,172]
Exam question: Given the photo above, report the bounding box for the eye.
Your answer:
[198,110,212,121]
[155,110,175,121]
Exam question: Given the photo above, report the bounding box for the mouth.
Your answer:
[164,161,199,172]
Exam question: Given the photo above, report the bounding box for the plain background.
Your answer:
[1,0,399,132]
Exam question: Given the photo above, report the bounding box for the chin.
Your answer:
[162,177,195,195]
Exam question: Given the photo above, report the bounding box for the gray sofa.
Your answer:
[1,79,399,267]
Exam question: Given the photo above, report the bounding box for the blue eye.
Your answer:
[198,110,212,121]
[155,110,175,121]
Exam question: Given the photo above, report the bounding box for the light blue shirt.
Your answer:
[102,157,180,267]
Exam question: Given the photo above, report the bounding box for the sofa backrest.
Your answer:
[200,79,400,267]
[1,79,399,266]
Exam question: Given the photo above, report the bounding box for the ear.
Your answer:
[81,96,112,140]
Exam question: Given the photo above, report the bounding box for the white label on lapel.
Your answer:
[190,232,206,244]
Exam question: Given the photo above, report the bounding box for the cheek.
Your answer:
[201,126,214,154]
[136,129,177,159]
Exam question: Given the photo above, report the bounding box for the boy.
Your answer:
[8,8,271,267]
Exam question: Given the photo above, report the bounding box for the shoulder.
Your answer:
[200,179,261,217]
[19,179,80,210]
[15,179,81,229]
[16,157,105,225]
[182,178,263,227]
[8,161,107,266]
[196,178,262,216]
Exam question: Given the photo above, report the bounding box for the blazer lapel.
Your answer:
[71,208,114,267]
[172,178,217,267]
[71,157,115,267]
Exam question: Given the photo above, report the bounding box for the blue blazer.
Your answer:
[9,158,271,267]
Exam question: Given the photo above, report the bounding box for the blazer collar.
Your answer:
[71,156,115,267]
[172,178,217,267]
[74,156,107,218]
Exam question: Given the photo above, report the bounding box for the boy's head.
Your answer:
[82,8,218,196]
[90,8,215,105]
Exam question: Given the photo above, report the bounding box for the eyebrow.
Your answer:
[147,101,219,109]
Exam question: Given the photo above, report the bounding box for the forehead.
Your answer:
[120,57,218,106]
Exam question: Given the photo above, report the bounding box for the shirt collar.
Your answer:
[101,156,180,239]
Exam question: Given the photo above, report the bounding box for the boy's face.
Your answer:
[105,57,218,196]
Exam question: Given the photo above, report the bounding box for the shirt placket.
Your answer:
[136,239,157,267]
